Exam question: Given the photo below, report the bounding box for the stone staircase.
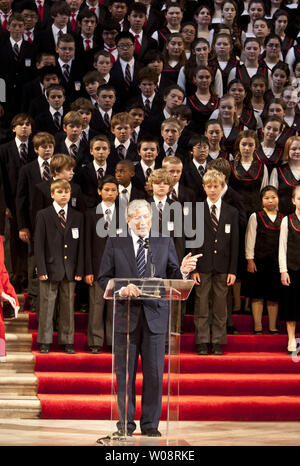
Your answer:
[1,297,41,418]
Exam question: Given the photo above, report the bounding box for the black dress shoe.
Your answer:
[39,344,50,353]
[89,346,101,354]
[112,429,133,437]
[141,428,161,437]
[211,343,224,355]
[227,326,240,335]
[64,344,76,354]
[196,343,209,355]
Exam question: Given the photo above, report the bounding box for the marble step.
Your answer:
[0,375,38,396]
[0,353,35,373]
[5,333,32,352]
[0,398,41,419]
[4,312,29,333]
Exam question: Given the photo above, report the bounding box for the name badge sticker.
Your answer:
[167,221,174,231]
[25,59,31,67]
[71,197,77,207]
[225,224,231,234]
[72,228,79,239]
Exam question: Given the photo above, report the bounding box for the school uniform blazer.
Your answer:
[222,186,247,230]
[16,159,43,232]
[108,141,139,168]
[134,35,158,63]
[143,6,165,36]
[182,160,206,201]
[34,109,66,135]
[54,138,92,170]
[85,203,121,276]
[90,108,115,137]
[34,205,84,281]
[132,160,162,191]
[0,139,36,213]
[21,77,43,113]
[31,179,86,230]
[37,25,74,53]
[193,200,239,275]
[98,233,182,334]
[109,59,144,111]
[73,161,115,208]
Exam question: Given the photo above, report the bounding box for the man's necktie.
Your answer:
[19,143,27,163]
[53,111,61,129]
[134,34,141,54]
[42,160,50,181]
[124,63,131,89]
[121,188,128,204]
[97,167,104,180]
[210,204,218,232]
[13,42,19,61]
[85,39,91,51]
[131,129,137,144]
[104,208,111,230]
[58,209,66,229]
[136,237,146,278]
[70,143,78,159]
[117,144,126,159]
[198,165,205,177]
[63,63,70,82]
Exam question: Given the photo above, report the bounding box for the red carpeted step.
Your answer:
[33,351,300,374]
[36,371,300,397]
[37,394,300,421]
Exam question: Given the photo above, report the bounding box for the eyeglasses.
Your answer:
[117,43,134,49]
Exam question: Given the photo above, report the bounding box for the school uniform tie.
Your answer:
[58,209,66,229]
[42,160,50,181]
[25,31,33,43]
[198,165,205,177]
[210,204,218,232]
[117,144,126,159]
[19,143,27,163]
[166,147,174,156]
[144,98,151,117]
[70,143,78,159]
[63,63,70,82]
[2,14,8,33]
[136,237,146,278]
[131,129,137,144]
[97,167,104,181]
[124,64,131,89]
[134,34,141,54]
[170,189,178,202]
[53,111,61,129]
[103,112,110,129]
[81,130,88,145]
[104,208,111,230]
[121,188,128,204]
[70,13,76,31]
[145,167,152,180]
[85,39,91,51]
[37,0,44,22]
[157,201,163,223]
[13,42,20,61]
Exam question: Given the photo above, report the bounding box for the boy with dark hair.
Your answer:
[109,112,139,166]
[37,2,72,53]
[182,134,210,201]
[101,18,120,62]
[35,84,67,134]
[93,50,113,83]
[126,2,158,62]
[90,83,117,136]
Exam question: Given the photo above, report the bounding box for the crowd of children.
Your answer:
[0,0,299,359]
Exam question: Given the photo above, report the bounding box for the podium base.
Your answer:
[97,434,190,446]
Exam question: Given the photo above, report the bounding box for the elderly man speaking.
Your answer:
[98,199,200,438]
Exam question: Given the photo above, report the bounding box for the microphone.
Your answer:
[144,238,155,278]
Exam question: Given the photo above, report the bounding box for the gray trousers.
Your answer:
[87,281,113,347]
[194,272,228,345]
[37,278,76,345]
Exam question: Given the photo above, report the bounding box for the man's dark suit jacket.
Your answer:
[132,160,162,192]
[108,141,139,169]
[182,160,206,201]
[54,137,92,170]
[34,205,84,281]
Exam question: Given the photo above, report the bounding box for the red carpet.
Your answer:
[27,310,300,421]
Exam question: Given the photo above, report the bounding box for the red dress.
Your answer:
[0,237,19,362]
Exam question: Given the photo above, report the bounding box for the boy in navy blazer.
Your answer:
[191,169,239,356]
[34,179,84,354]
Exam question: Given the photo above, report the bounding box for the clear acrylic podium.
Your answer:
[102,278,194,445]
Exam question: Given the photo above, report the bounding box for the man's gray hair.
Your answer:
[126,199,152,219]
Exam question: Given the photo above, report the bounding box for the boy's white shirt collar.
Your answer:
[101,201,115,216]
[115,138,130,150]
[206,196,222,211]
[93,160,107,172]
[15,137,28,149]
[153,194,167,208]
[53,200,68,217]
[141,159,155,173]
